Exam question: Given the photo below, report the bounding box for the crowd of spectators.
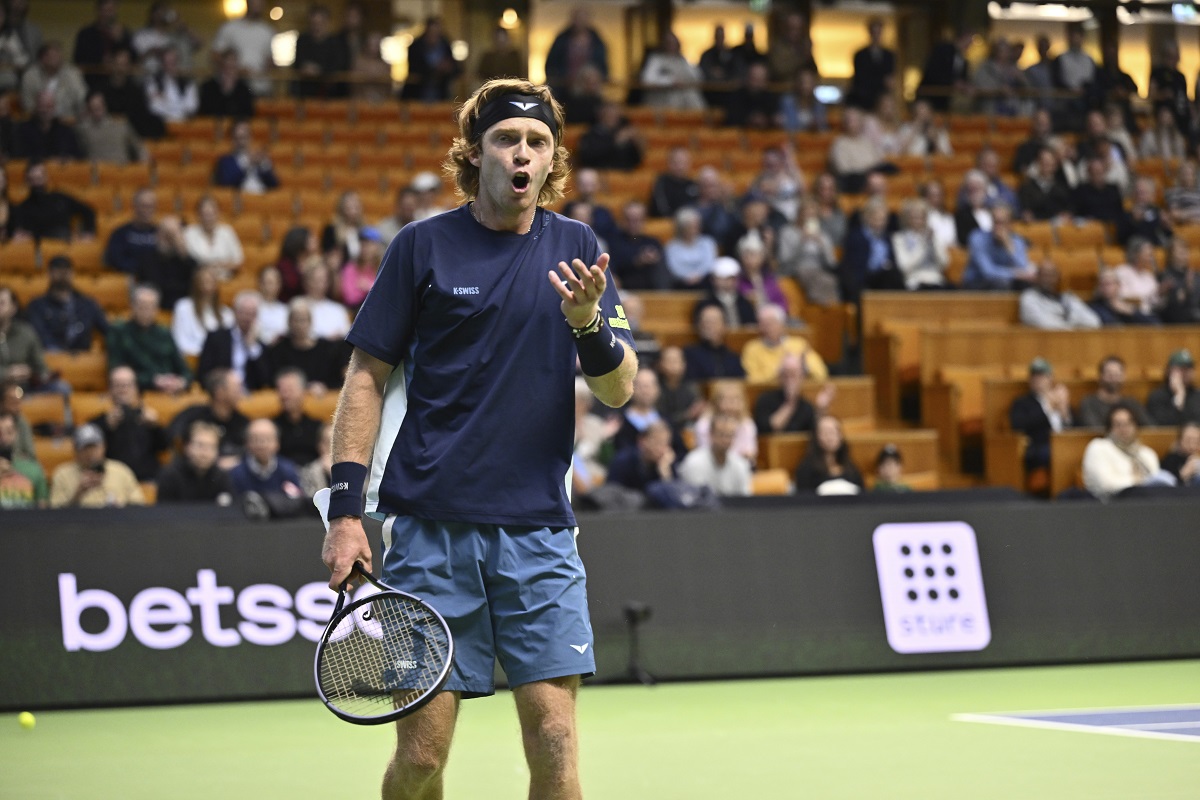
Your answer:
[5,5,1200,509]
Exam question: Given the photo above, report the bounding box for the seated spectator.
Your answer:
[132,215,197,309]
[895,99,951,157]
[1019,261,1101,330]
[1090,268,1160,326]
[693,166,739,247]
[1160,239,1200,324]
[26,255,108,352]
[753,353,834,436]
[954,170,992,248]
[0,409,48,509]
[1082,403,1168,500]
[608,201,671,291]
[684,304,745,382]
[557,62,604,125]
[649,147,699,219]
[693,380,758,465]
[1147,349,1200,426]
[778,69,828,133]
[571,378,615,501]
[748,146,804,223]
[321,190,368,265]
[724,61,776,129]
[1078,355,1152,428]
[156,419,233,504]
[107,284,191,394]
[91,365,168,482]
[375,187,419,245]
[409,171,449,220]
[741,303,826,384]
[105,187,161,274]
[183,195,244,279]
[1140,105,1187,161]
[72,1,133,89]
[1165,161,1200,226]
[10,161,96,242]
[275,226,316,302]
[1010,357,1073,474]
[736,231,789,312]
[828,107,884,194]
[300,262,351,340]
[213,119,279,193]
[840,198,902,302]
[49,423,144,508]
[695,257,757,328]
[611,366,674,454]
[793,414,863,494]
[864,94,904,157]
[14,89,81,161]
[679,412,752,497]
[269,297,347,392]
[0,379,36,461]
[0,286,52,392]
[1112,238,1162,318]
[656,345,704,433]
[777,198,840,306]
[605,420,677,494]
[963,203,1033,291]
[872,443,911,493]
[919,179,957,255]
[1018,147,1072,223]
[20,40,87,120]
[170,367,248,468]
[618,293,661,369]
[812,172,848,248]
[722,196,785,258]
[1012,108,1056,175]
[98,46,166,139]
[256,266,288,346]
[198,48,255,118]
[229,418,304,499]
[0,7,30,95]
[641,31,705,111]
[575,100,644,171]
[198,290,273,391]
[891,198,949,290]
[1118,176,1172,247]
[1072,156,1125,225]
[844,172,898,236]
[963,148,1021,213]
[1160,421,1200,487]
[172,265,233,359]
[560,169,617,243]
[340,227,383,311]
[663,207,717,289]
[76,91,147,165]
[145,46,198,122]
[273,367,321,466]
[299,421,334,498]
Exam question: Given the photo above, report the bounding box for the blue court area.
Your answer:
[955,705,1200,743]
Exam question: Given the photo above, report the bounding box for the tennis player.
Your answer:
[321,77,637,799]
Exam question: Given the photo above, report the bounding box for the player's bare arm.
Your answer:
[321,347,393,590]
[549,252,637,407]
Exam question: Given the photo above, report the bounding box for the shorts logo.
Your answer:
[569,643,589,654]
[453,287,480,295]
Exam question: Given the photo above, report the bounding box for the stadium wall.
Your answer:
[2,498,1199,710]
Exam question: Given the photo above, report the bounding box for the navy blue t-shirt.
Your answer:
[348,206,635,528]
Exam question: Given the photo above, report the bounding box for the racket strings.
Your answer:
[318,595,451,719]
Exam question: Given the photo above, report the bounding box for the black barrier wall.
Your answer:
[2,499,1199,710]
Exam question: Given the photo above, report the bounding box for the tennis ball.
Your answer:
[18,712,35,730]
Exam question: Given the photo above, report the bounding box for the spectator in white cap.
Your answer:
[695,256,756,328]
[411,171,448,220]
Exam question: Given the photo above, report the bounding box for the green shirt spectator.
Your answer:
[106,284,191,393]
[0,409,47,508]
[0,287,51,389]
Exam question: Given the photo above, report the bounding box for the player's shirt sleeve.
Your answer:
[585,226,637,353]
[346,226,418,365]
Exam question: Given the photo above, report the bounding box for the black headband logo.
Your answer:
[470,93,558,143]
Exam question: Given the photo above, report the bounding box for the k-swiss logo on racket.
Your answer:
[510,101,539,111]
[395,660,418,670]
[872,521,991,655]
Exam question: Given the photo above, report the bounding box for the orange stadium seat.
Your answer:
[20,392,69,430]
[300,100,353,123]
[230,216,269,246]
[41,239,105,272]
[275,120,329,146]
[71,185,119,215]
[237,390,281,420]
[1012,221,1055,251]
[1056,220,1108,248]
[304,391,340,423]
[81,273,133,314]
[147,138,186,165]
[239,191,297,218]
[70,392,113,426]
[95,162,153,189]
[34,436,76,476]
[255,97,297,121]
[45,350,109,391]
[299,144,352,170]
[355,103,403,126]
[46,161,94,188]
[0,239,40,273]
[8,275,46,306]
[144,390,206,428]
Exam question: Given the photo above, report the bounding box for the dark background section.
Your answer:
[2,499,1199,710]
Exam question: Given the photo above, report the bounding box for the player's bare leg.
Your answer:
[513,676,583,800]
[382,691,460,800]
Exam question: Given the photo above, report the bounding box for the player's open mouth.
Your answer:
[511,172,530,192]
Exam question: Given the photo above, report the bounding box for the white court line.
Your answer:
[951,712,1200,744]
[1122,721,1200,731]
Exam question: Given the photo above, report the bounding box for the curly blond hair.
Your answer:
[443,78,570,207]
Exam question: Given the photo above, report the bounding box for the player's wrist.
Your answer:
[573,314,625,377]
[567,310,603,339]
[328,461,367,519]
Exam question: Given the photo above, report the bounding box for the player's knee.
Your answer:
[523,716,576,771]
[390,743,448,788]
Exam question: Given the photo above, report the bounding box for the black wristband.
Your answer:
[576,319,625,377]
[328,461,367,519]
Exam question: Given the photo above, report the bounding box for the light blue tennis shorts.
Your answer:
[380,516,596,698]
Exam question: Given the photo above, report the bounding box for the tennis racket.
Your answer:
[311,488,454,725]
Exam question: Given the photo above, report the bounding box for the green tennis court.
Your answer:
[4,659,1197,799]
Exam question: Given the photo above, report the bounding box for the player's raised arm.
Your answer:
[549,252,637,407]
[321,346,393,590]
